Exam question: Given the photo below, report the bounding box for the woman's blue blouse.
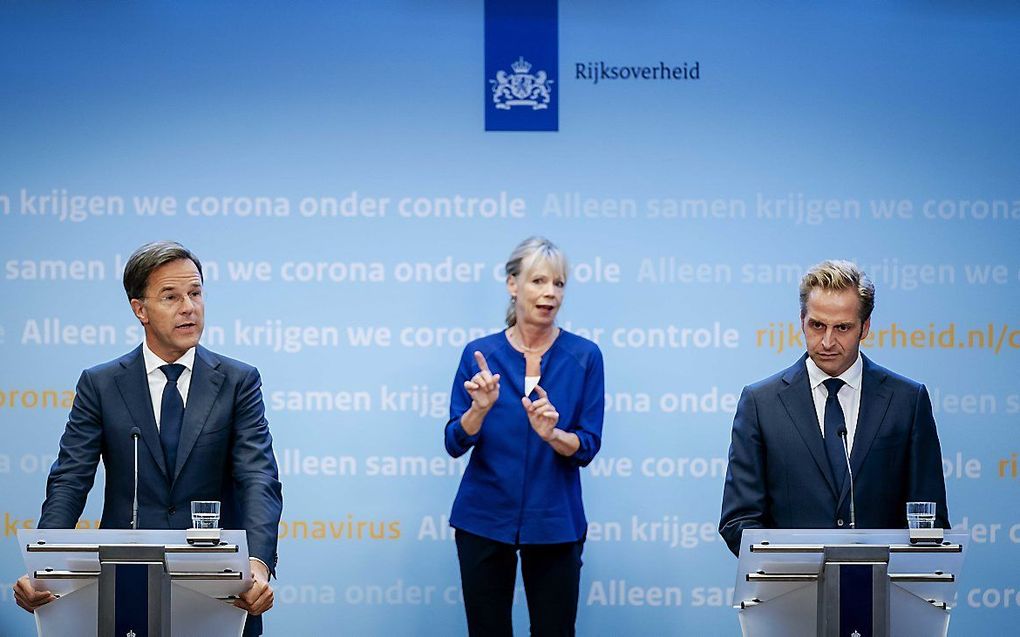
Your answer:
[445,330,605,544]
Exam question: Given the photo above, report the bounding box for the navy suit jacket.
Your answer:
[719,353,949,557]
[39,344,283,633]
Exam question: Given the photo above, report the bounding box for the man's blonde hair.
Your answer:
[799,260,875,322]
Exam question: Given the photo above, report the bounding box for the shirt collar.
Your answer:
[805,352,863,391]
[143,341,196,375]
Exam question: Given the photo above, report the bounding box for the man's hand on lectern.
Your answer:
[234,559,274,616]
[14,575,56,613]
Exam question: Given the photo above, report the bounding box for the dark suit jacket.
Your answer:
[39,344,283,633]
[719,353,949,556]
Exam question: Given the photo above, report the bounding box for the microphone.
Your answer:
[130,427,141,530]
[838,426,856,529]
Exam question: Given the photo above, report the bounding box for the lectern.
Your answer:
[733,529,967,637]
[18,528,251,637]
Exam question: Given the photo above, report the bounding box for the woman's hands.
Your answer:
[461,353,576,456]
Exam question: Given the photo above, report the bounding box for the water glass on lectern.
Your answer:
[906,501,936,528]
[191,500,221,529]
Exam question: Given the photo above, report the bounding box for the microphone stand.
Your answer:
[130,427,141,530]
[839,428,855,529]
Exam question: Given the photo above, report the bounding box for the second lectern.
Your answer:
[732,528,967,637]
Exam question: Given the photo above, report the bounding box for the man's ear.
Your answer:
[130,298,148,325]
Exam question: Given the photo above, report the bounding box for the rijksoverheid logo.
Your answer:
[484,0,558,131]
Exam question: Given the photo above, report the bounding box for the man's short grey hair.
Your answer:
[504,236,568,328]
[799,260,875,322]
[123,241,203,301]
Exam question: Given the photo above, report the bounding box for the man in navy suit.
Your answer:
[719,260,949,557]
[14,241,283,634]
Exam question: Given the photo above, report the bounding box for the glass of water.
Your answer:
[191,500,221,529]
[906,501,936,529]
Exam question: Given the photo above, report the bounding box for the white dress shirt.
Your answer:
[805,353,864,453]
[142,342,195,430]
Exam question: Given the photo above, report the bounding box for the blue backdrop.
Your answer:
[1,2,1018,635]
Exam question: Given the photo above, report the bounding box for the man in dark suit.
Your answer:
[14,241,283,634]
[719,260,949,557]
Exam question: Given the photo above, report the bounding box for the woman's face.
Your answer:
[507,260,565,329]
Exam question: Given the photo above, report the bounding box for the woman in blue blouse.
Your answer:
[444,236,605,637]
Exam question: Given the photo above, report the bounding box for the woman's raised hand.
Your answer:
[464,351,500,411]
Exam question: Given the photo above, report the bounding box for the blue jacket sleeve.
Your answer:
[567,345,605,467]
[231,366,284,575]
[444,347,480,457]
[907,384,950,528]
[40,370,103,528]
[719,386,767,557]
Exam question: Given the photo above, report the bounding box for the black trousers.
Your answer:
[455,529,584,637]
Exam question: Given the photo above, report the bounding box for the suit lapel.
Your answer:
[835,355,892,508]
[113,345,168,479]
[778,355,839,497]
[172,346,225,482]
[850,356,892,473]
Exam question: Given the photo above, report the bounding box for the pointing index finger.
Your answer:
[473,350,490,373]
[534,385,548,399]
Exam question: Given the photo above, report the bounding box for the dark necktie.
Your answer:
[822,378,848,492]
[159,364,186,475]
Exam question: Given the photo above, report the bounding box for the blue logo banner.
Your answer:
[115,563,150,636]
[840,563,875,636]
[484,0,558,131]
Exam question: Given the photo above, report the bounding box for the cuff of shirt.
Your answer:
[249,556,271,578]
